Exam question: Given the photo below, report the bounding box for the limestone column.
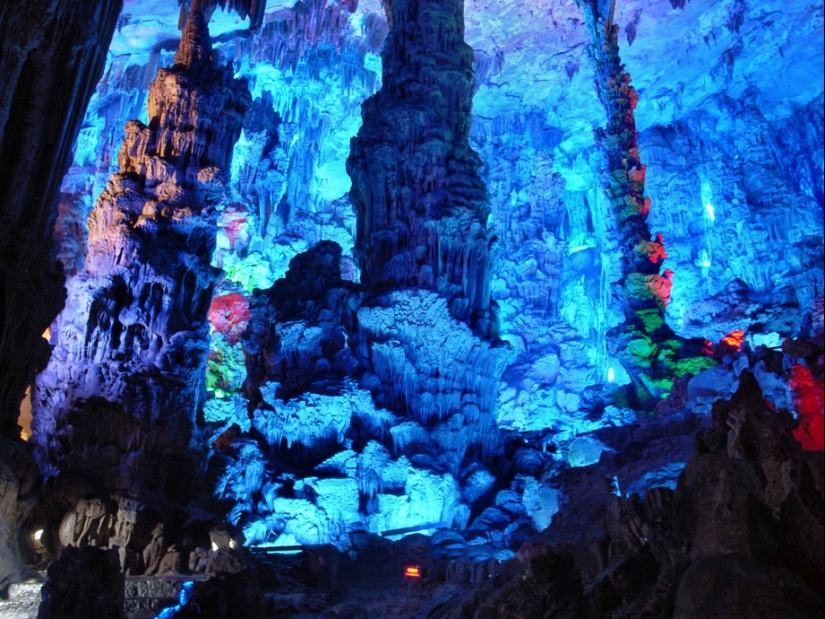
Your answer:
[576,0,676,407]
[346,0,510,472]
[347,0,498,336]
[31,6,250,509]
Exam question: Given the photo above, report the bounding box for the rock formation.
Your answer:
[0,0,122,437]
[29,2,250,569]
[0,0,122,592]
[575,0,712,410]
[345,0,509,471]
[575,0,667,294]
[242,241,357,406]
[426,358,824,619]
[36,546,125,619]
[198,0,513,549]
[0,0,821,614]
[177,0,266,30]
[347,0,497,336]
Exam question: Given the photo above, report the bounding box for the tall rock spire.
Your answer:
[576,0,680,408]
[346,0,510,473]
[348,0,497,336]
[174,4,215,68]
[31,6,250,556]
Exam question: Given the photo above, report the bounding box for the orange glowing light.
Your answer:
[720,330,745,352]
[404,566,421,578]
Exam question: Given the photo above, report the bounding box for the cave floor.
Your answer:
[266,579,470,619]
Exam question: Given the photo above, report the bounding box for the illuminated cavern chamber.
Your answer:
[6,0,823,593]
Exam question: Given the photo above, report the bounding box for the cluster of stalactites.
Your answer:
[177,0,266,31]
[576,0,670,310]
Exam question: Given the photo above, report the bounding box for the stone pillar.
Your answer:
[347,0,498,336]
[0,0,121,435]
[31,6,250,513]
[346,0,510,471]
[576,0,676,407]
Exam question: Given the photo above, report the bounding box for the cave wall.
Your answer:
[0,0,123,590]
[0,0,122,435]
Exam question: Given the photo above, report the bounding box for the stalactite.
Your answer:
[177,0,266,30]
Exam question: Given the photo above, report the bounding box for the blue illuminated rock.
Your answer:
[348,0,498,335]
[10,0,823,590]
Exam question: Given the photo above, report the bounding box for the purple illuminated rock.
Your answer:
[0,0,121,436]
[29,5,250,569]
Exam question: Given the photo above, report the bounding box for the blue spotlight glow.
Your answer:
[704,203,715,221]
[153,581,195,619]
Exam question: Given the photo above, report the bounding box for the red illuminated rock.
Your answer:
[790,364,824,451]
[210,293,252,345]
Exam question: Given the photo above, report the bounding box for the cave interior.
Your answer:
[0,0,823,617]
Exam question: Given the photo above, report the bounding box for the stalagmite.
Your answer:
[346,0,511,471]
[347,0,498,336]
[30,3,250,567]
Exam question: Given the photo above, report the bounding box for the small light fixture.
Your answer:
[404,565,421,578]
[211,542,219,552]
[33,529,44,542]
[229,540,237,549]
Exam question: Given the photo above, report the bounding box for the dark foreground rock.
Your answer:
[420,368,824,618]
[37,546,124,619]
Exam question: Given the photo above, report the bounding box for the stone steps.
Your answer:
[0,575,203,619]
[0,581,41,619]
[124,576,201,619]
